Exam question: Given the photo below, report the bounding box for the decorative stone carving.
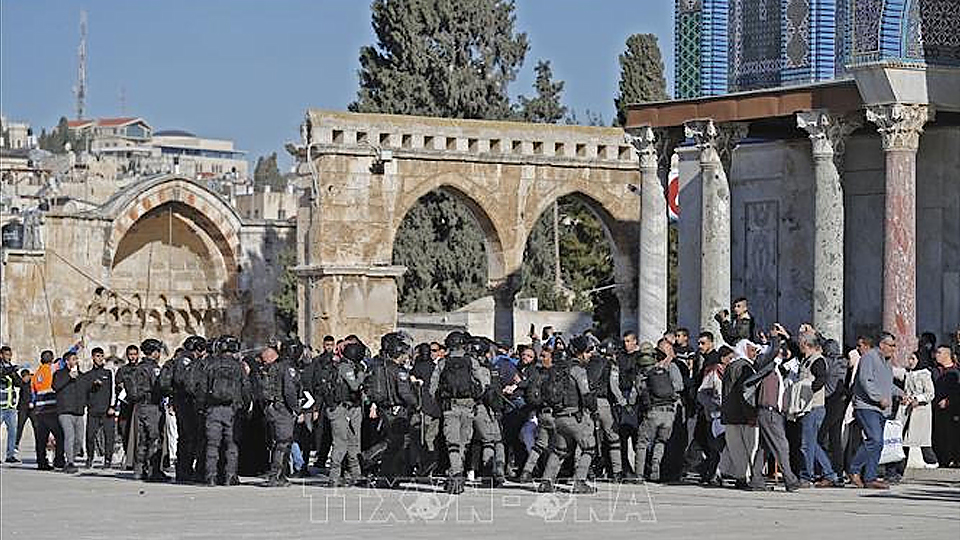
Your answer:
[866,103,934,151]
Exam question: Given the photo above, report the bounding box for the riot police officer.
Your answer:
[159,335,206,482]
[260,343,300,487]
[325,341,366,487]
[130,339,167,482]
[539,335,598,494]
[367,332,416,487]
[429,331,482,494]
[585,338,626,481]
[471,337,507,487]
[518,348,555,482]
[203,335,250,486]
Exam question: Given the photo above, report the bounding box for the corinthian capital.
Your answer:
[625,126,657,170]
[684,119,720,165]
[797,110,863,166]
[866,104,934,151]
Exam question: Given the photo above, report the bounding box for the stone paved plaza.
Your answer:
[1,460,958,540]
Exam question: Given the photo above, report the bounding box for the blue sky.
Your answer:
[1,0,673,167]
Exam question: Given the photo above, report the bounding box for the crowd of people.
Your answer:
[1,299,959,495]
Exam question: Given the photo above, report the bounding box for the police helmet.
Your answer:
[569,335,593,357]
[280,337,305,362]
[182,335,207,354]
[341,342,366,363]
[213,335,241,356]
[381,332,411,359]
[444,331,470,351]
[465,336,492,358]
[140,338,164,357]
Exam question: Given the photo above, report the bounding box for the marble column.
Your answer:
[796,110,860,344]
[626,126,667,343]
[866,103,933,364]
[684,119,730,336]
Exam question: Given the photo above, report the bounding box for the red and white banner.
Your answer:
[667,153,680,222]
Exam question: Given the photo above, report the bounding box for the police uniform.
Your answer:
[82,364,116,468]
[586,354,626,478]
[131,356,165,481]
[473,361,506,483]
[428,349,480,492]
[377,359,416,483]
[326,359,365,485]
[159,350,201,482]
[262,359,300,486]
[540,361,597,492]
[519,365,555,479]
[204,353,250,485]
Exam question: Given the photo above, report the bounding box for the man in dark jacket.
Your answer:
[721,340,760,489]
[410,343,441,477]
[83,347,116,469]
[717,297,756,345]
[53,351,85,473]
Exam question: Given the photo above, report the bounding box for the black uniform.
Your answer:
[261,360,300,485]
[203,354,250,484]
[83,365,116,467]
[115,361,138,459]
[375,359,417,483]
[159,352,202,481]
[130,358,165,480]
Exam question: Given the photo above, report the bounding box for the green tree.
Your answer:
[517,60,567,124]
[393,192,488,312]
[39,116,76,154]
[253,152,285,192]
[269,247,299,337]
[613,33,668,126]
[350,0,529,120]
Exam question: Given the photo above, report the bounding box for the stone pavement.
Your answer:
[1,461,958,540]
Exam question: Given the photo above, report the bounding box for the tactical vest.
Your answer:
[260,362,283,403]
[585,356,612,399]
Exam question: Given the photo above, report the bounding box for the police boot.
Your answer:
[571,480,597,494]
[227,475,241,486]
[453,477,466,495]
[444,476,457,494]
[536,479,555,493]
[518,471,533,483]
[491,475,506,488]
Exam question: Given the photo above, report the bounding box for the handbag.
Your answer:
[878,418,906,465]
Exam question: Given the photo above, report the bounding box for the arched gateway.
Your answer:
[292,110,668,347]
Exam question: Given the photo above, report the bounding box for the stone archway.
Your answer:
[76,175,245,348]
[294,110,648,347]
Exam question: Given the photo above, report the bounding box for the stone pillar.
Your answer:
[866,103,933,364]
[626,126,667,343]
[491,275,521,347]
[294,264,406,351]
[796,110,860,344]
[684,119,730,337]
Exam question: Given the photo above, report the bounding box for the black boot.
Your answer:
[572,480,597,494]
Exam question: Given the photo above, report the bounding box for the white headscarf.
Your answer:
[734,339,760,361]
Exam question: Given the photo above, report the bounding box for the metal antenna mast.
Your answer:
[74,10,88,120]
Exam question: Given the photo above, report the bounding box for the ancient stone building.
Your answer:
[290,110,670,348]
[0,174,294,364]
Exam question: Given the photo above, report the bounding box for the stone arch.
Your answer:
[101,175,242,281]
[389,173,510,283]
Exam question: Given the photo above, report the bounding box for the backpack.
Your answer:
[482,366,506,412]
[645,365,676,403]
[438,356,481,401]
[366,361,392,406]
[207,360,240,406]
[524,369,544,407]
[542,361,577,409]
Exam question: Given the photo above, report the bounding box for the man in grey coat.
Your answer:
[849,332,902,489]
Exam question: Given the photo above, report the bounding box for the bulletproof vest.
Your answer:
[132,359,162,405]
[585,356,611,398]
[314,361,341,407]
[439,355,480,400]
[260,362,283,402]
[645,364,676,404]
[482,364,505,412]
[333,363,360,405]
[544,360,578,409]
[618,351,640,392]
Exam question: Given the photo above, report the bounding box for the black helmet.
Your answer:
[341,342,366,363]
[213,335,241,356]
[444,331,469,351]
[569,335,593,357]
[381,332,411,359]
[280,337,304,362]
[182,336,207,354]
[465,336,491,358]
[140,338,164,357]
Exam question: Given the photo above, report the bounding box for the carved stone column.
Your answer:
[866,103,933,364]
[684,119,731,336]
[626,126,667,343]
[797,110,861,343]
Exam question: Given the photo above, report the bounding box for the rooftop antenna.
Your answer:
[74,10,88,120]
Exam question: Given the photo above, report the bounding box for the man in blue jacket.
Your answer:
[849,332,902,489]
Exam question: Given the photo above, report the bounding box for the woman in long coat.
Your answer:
[896,353,938,468]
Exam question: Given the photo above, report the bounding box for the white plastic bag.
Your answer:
[878,419,905,465]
